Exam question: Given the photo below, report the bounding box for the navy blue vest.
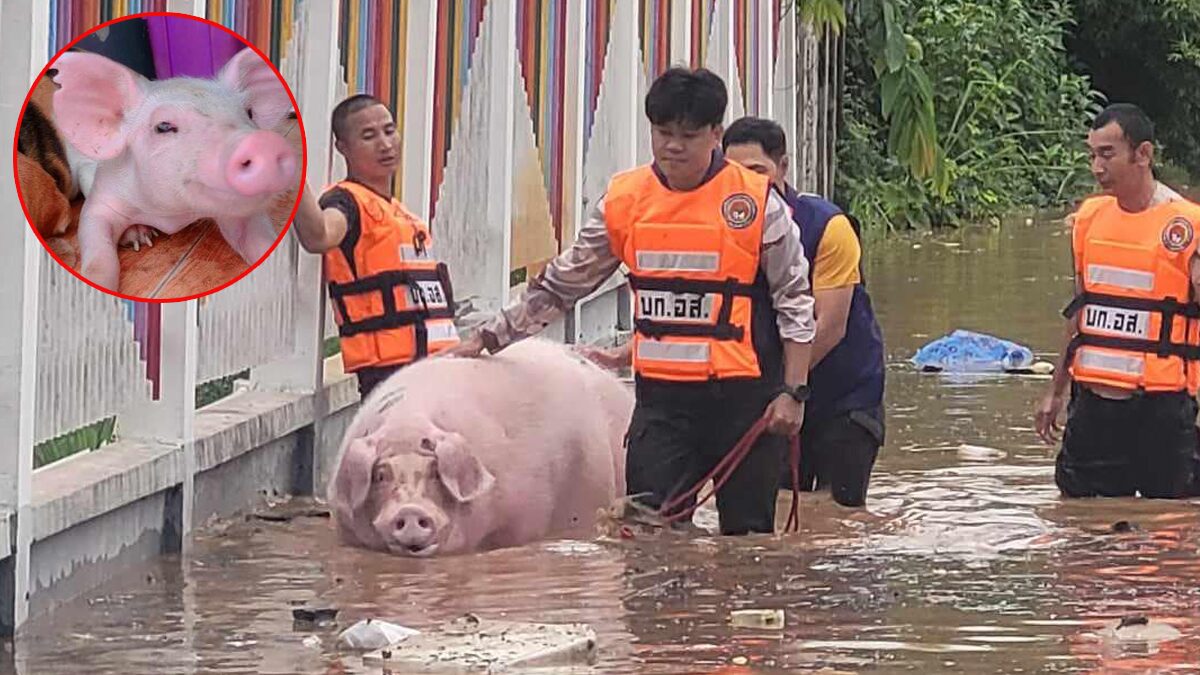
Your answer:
[785,187,886,422]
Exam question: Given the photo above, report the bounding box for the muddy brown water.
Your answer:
[11,219,1200,674]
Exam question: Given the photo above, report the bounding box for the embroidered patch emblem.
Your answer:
[721,194,757,229]
[1162,216,1194,252]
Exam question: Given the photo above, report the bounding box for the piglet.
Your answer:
[50,47,299,291]
[328,338,634,557]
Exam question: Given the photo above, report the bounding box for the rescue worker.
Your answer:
[442,67,817,536]
[722,117,886,507]
[583,117,888,508]
[1034,103,1200,499]
[293,94,460,399]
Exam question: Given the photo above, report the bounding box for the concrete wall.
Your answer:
[16,358,358,630]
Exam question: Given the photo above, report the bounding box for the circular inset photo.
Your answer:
[13,12,307,301]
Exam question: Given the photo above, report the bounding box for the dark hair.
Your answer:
[1092,103,1155,148]
[332,93,387,141]
[722,116,788,161]
[644,67,727,129]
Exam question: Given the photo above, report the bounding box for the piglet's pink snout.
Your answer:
[225,131,298,196]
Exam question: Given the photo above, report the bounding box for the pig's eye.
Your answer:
[155,121,178,134]
[372,467,388,484]
[246,108,254,121]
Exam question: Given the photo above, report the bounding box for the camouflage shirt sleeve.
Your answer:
[479,196,624,352]
[478,188,817,351]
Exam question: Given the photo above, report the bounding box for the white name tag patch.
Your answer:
[637,290,714,322]
[1083,304,1150,339]
[409,280,448,308]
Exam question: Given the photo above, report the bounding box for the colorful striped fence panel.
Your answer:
[429,0,489,219]
[207,0,301,65]
[50,0,169,54]
[516,0,568,242]
[639,0,670,78]
[584,0,614,149]
[336,0,410,199]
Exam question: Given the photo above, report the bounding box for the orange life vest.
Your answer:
[604,162,772,382]
[322,180,460,373]
[1065,194,1200,394]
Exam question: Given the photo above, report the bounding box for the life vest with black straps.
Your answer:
[322,180,460,373]
[1064,194,1200,395]
[604,162,773,382]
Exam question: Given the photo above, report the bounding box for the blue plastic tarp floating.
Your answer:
[911,329,1035,373]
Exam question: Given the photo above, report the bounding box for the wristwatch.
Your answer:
[779,383,811,403]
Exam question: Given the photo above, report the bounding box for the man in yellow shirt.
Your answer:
[722,117,885,507]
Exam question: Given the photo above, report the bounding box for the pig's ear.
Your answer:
[429,432,496,504]
[50,51,146,160]
[217,48,294,131]
[331,436,378,516]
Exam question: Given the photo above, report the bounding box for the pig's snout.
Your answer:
[392,505,439,554]
[225,131,298,196]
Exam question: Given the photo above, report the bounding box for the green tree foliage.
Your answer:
[834,0,1102,232]
[1067,0,1200,178]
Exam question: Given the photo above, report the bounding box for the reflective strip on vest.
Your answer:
[635,251,720,272]
[1076,348,1146,376]
[1086,264,1155,292]
[635,290,716,324]
[636,340,710,363]
[1080,304,1152,340]
[425,320,459,343]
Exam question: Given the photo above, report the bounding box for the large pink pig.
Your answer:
[328,338,633,557]
[49,48,300,291]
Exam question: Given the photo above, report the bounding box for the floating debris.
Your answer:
[338,618,419,651]
[1085,615,1184,654]
[1110,520,1138,534]
[362,614,597,671]
[957,444,1008,461]
[730,609,785,630]
[1029,361,1055,375]
[292,607,339,629]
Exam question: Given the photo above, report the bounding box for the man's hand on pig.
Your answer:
[437,332,487,359]
[574,342,632,371]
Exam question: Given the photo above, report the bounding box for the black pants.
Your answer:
[780,406,884,507]
[355,364,404,399]
[1055,385,1198,499]
[625,379,786,536]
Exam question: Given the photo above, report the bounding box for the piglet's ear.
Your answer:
[427,431,496,504]
[51,52,146,161]
[217,47,294,131]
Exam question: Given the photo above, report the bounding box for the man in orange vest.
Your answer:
[293,94,460,399]
[1035,103,1200,498]
[443,67,817,536]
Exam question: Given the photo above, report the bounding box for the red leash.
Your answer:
[657,414,803,534]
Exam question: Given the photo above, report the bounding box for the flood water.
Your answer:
[12,218,1200,674]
